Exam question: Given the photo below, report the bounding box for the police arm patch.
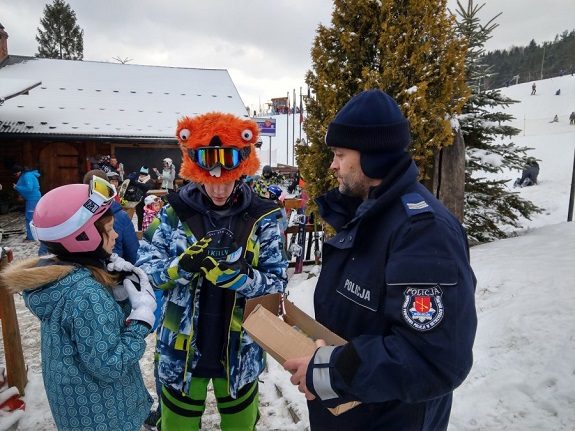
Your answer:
[402,285,444,331]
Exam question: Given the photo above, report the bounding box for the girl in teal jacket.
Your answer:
[1,178,156,431]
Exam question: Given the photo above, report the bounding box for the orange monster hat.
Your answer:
[177,112,260,185]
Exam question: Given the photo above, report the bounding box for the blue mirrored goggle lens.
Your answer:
[197,147,241,169]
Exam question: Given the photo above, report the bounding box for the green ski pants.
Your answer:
[160,378,259,430]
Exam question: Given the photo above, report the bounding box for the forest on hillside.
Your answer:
[482,29,575,89]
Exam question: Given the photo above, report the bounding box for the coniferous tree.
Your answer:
[453,0,542,243]
[298,0,469,216]
[482,30,575,87]
[36,0,84,60]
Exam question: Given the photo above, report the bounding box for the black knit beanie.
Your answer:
[325,90,412,178]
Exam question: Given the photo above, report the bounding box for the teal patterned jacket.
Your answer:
[136,183,288,398]
[18,265,152,431]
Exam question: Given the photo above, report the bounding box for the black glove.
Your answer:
[179,237,212,272]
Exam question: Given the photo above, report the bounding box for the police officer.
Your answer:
[284,90,477,431]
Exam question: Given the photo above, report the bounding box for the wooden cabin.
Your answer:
[0,23,249,194]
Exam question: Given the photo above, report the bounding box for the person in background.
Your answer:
[266,185,288,234]
[136,111,288,430]
[284,90,477,431]
[109,156,125,181]
[514,158,540,187]
[88,154,104,170]
[254,165,285,197]
[0,177,156,431]
[98,155,113,174]
[142,194,161,232]
[140,193,165,429]
[153,157,176,191]
[287,170,307,196]
[12,164,41,241]
[531,82,536,95]
[87,170,140,263]
[127,166,156,231]
[244,175,256,193]
[106,171,122,203]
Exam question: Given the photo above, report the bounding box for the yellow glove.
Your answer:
[200,246,252,290]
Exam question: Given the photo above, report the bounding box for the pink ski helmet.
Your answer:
[30,177,117,254]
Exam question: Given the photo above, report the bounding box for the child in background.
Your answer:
[126,166,156,231]
[267,185,288,233]
[142,194,161,231]
[106,171,122,203]
[141,196,165,429]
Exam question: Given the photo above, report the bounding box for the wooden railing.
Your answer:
[0,248,27,395]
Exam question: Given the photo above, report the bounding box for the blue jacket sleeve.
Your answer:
[15,172,40,200]
[112,208,140,264]
[134,206,191,289]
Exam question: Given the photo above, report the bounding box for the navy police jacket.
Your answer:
[306,159,477,431]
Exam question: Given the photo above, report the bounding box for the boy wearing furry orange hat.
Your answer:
[135,112,288,430]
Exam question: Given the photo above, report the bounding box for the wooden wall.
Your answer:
[0,137,180,194]
[0,138,110,194]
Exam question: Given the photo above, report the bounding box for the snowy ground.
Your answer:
[1,74,574,430]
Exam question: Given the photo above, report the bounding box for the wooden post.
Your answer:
[0,250,28,395]
[436,129,466,223]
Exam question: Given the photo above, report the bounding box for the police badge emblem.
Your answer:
[402,285,444,331]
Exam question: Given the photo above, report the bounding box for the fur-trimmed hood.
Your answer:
[0,257,75,294]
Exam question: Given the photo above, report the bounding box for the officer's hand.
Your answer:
[284,340,327,401]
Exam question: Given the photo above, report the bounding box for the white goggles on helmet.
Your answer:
[31,177,117,241]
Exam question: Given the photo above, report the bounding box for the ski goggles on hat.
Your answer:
[30,177,117,241]
[187,146,251,171]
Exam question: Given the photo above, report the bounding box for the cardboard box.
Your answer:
[243,293,360,415]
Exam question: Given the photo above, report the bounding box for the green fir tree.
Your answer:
[453,0,543,243]
[36,0,84,60]
[298,0,469,216]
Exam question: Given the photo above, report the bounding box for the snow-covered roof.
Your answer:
[0,56,248,140]
[0,77,41,101]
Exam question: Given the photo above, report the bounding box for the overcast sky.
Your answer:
[2,0,574,112]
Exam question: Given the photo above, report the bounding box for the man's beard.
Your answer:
[338,174,368,199]
[339,179,360,198]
